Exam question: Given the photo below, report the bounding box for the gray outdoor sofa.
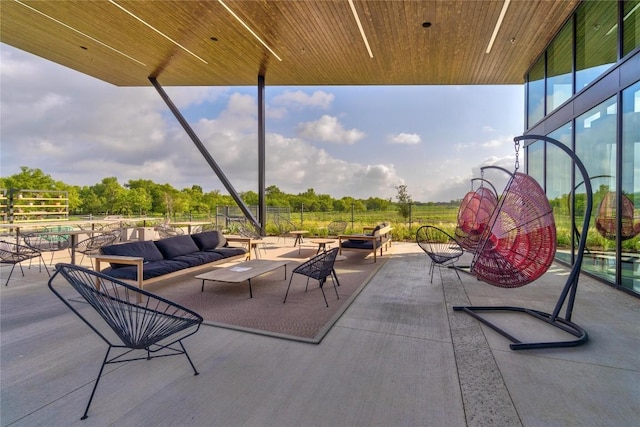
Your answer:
[94,231,248,290]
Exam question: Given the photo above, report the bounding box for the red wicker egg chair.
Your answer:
[471,172,556,288]
[455,179,499,251]
[455,135,591,351]
[595,192,640,241]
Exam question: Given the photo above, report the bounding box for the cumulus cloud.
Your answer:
[296,115,365,144]
[389,133,421,145]
[271,90,334,109]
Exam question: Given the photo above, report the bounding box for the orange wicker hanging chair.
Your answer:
[595,192,640,241]
[455,179,498,251]
[471,171,556,288]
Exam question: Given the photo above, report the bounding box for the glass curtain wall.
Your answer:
[524,0,640,295]
[621,81,640,292]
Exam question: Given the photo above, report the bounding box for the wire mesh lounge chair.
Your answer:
[283,247,341,307]
[416,226,463,283]
[23,230,71,266]
[155,223,185,239]
[327,220,348,237]
[236,222,270,258]
[48,263,203,420]
[74,232,119,267]
[0,240,50,286]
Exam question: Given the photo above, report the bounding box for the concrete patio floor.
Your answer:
[1,239,639,426]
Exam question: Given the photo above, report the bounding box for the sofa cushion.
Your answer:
[101,259,191,281]
[341,239,375,250]
[211,247,248,257]
[191,231,227,250]
[154,235,200,259]
[171,251,225,267]
[101,240,165,268]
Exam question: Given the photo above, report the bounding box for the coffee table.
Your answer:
[195,259,287,298]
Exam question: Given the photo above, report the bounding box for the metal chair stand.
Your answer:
[453,135,591,351]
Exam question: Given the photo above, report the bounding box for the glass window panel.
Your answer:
[576,1,618,90]
[547,21,573,112]
[621,80,640,294]
[527,140,544,184]
[547,124,574,265]
[527,56,545,128]
[623,0,640,56]
[576,95,618,284]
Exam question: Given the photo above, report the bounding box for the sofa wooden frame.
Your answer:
[338,224,392,263]
[92,236,251,293]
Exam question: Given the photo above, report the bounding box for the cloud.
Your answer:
[296,115,365,144]
[271,90,334,109]
[389,133,421,145]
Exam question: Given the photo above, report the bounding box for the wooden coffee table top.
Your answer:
[196,259,287,283]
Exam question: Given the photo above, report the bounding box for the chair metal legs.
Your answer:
[283,270,340,307]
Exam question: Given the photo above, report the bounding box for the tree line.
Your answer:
[2,167,429,217]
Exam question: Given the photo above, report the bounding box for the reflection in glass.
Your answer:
[576,1,617,91]
[623,0,640,57]
[547,124,573,265]
[547,21,573,112]
[575,96,617,284]
[621,80,640,293]
[527,56,545,128]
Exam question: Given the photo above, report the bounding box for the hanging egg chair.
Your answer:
[455,178,498,251]
[595,192,640,241]
[471,171,556,288]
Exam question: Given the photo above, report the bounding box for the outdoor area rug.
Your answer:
[144,250,387,344]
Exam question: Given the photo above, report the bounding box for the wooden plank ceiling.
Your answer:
[0,0,580,87]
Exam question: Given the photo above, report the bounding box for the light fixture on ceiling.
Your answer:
[217,0,282,61]
[109,0,208,64]
[485,0,511,54]
[13,0,146,66]
[348,0,373,58]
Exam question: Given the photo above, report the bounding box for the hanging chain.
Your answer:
[514,139,520,171]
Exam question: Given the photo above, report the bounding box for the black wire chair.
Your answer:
[416,225,463,283]
[74,232,119,267]
[327,220,348,237]
[48,263,203,420]
[236,221,270,258]
[155,223,185,239]
[0,240,50,286]
[23,231,71,266]
[283,247,341,307]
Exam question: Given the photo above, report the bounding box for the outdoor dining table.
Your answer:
[37,229,104,265]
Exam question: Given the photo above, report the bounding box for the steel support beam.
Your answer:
[148,77,260,230]
[258,75,266,236]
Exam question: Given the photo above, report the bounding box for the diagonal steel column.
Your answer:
[148,77,260,230]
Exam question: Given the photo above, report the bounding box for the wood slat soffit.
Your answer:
[0,0,580,87]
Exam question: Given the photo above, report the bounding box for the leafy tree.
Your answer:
[395,184,413,220]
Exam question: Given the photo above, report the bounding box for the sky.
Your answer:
[0,43,525,203]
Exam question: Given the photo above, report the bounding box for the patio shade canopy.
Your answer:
[0,0,580,87]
